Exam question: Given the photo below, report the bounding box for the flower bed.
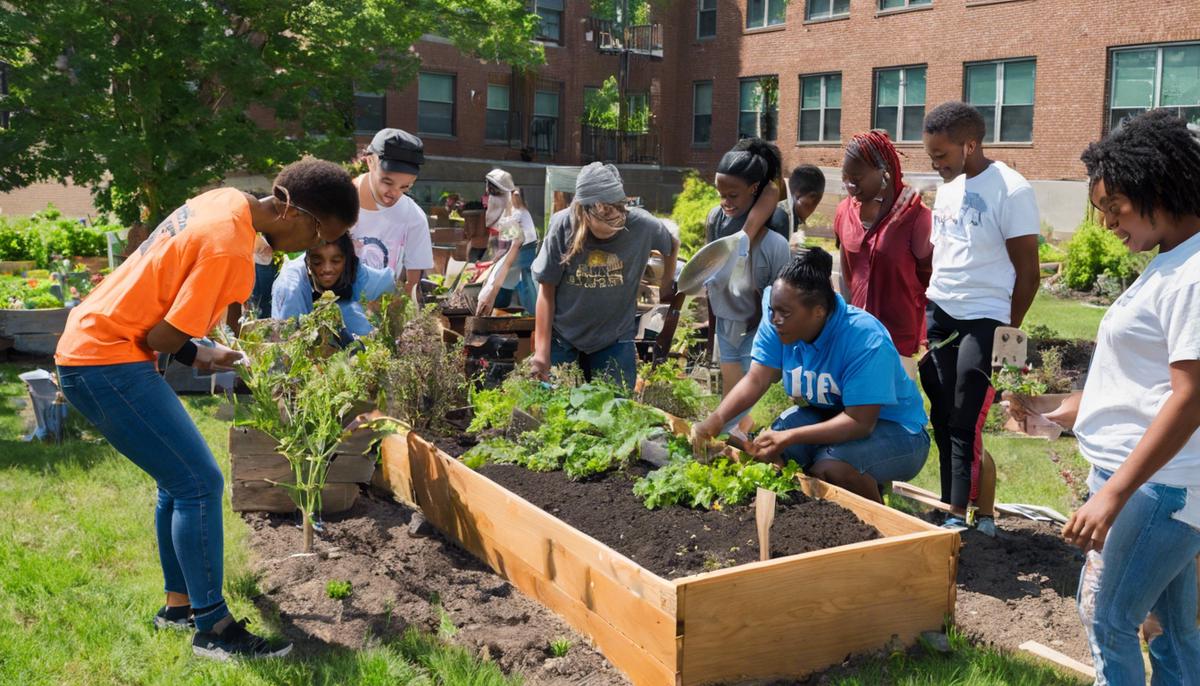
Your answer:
[376,428,960,685]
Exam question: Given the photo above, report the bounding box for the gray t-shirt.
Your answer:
[533,207,674,354]
[704,206,792,323]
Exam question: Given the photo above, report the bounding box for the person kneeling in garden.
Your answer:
[271,232,395,340]
[690,247,930,502]
[55,158,359,661]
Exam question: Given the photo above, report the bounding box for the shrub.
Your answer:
[670,171,719,258]
[0,226,41,262]
[326,579,352,599]
[1062,218,1147,292]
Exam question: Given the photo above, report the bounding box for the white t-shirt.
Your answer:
[350,194,434,273]
[926,161,1040,323]
[1074,231,1200,488]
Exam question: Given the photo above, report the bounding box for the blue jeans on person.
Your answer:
[494,242,539,312]
[1078,467,1200,685]
[249,262,278,318]
[550,336,637,391]
[771,405,930,484]
[57,362,230,632]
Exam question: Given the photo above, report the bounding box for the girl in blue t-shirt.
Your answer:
[271,233,395,338]
[691,247,930,502]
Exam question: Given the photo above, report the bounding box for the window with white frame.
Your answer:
[486,84,510,142]
[531,89,560,154]
[965,58,1036,143]
[739,76,778,140]
[534,0,564,43]
[746,0,786,29]
[879,0,931,10]
[1108,42,1200,131]
[697,0,717,38]
[798,73,841,142]
[873,66,926,142]
[354,92,385,134]
[417,72,455,136]
[693,81,712,145]
[806,0,849,21]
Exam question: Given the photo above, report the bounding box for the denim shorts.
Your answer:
[715,317,756,371]
[772,405,930,483]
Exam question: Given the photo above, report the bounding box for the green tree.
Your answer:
[0,1,543,228]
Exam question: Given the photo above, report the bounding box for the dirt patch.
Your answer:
[478,463,881,579]
[243,492,628,685]
[924,514,1091,666]
[1030,338,1096,390]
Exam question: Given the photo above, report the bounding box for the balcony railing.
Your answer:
[581,125,660,165]
[590,18,663,58]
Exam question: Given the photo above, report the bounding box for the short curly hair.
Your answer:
[923,101,986,144]
[1081,109,1200,219]
[273,158,359,228]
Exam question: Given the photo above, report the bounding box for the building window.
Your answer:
[739,76,779,140]
[798,73,841,142]
[697,0,717,39]
[873,66,926,142]
[747,0,786,29]
[693,81,713,145]
[1109,42,1200,131]
[879,0,931,10]
[353,92,385,134]
[806,0,849,21]
[534,0,564,44]
[531,89,560,154]
[417,73,455,136]
[965,59,1035,143]
[486,84,510,142]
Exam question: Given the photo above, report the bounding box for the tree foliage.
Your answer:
[0,0,543,226]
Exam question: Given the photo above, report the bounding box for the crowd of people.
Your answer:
[50,103,1200,684]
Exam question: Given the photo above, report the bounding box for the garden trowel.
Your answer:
[651,234,741,365]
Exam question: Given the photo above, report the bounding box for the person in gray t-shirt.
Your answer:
[531,163,678,390]
[706,138,791,433]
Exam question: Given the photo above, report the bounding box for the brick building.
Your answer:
[375,0,1199,213]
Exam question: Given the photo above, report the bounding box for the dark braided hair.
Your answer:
[306,232,359,302]
[845,129,904,203]
[923,101,986,144]
[1081,109,1200,219]
[777,246,836,312]
[273,158,359,228]
[717,137,782,199]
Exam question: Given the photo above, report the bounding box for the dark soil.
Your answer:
[921,513,1091,666]
[1030,337,1096,390]
[242,492,628,685]
[478,463,881,579]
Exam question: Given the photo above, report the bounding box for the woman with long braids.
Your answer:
[690,247,929,502]
[530,162,678,389]
[1013,109,1200,684]
[55,159,359,660]
[834,129,933,357]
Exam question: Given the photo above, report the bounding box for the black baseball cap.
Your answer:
[368,128,425,174]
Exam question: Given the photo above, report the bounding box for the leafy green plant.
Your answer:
[582,75,652,133]
[991,364,1048,398]
[670,171,720,258]
[637,360,706,420]
[548,636,572,658]
[1062,218,1149,292]
[633,436,803,510]
[326,579,352,600]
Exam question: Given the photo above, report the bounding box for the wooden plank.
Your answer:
[0,308,69,336]
[231,452,375,484]
[229,425,374,458]
[11,332,61,356]
[891,480,957,514]
[676,531,958,685]
[806,476,943,538]
[378,432,418,507]
[1019,640,1096,680]
[230,480,358,513]
[393,433,679,674]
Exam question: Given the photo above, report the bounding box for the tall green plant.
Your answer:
[1062,218,1148,292]
[670,171,720,258]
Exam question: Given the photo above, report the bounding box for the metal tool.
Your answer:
[650,234,742,365]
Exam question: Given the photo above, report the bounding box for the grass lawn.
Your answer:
[0,359,1087,685]
[1024,291,1106,341]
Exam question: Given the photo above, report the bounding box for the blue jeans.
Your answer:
[57,362,230,631]
[550,336,637,392]
[1079,467,1200,686]
[249,262,278,318]
[772,405,930,484]
[494,242,539,312]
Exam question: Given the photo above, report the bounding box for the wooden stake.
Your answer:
[755,488,776,562]
[1018,640,1095,680]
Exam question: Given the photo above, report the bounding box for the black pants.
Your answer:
[918,303,1000,509]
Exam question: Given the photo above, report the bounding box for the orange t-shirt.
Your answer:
[55,188,257,366]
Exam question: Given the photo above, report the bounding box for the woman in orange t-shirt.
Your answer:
[55,158,358,661]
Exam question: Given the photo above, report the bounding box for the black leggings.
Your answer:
[918,304,1000,509]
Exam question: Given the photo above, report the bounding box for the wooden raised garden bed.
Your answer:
[0,307,69,356]
[376,429,960,686]
[228,426,376,514]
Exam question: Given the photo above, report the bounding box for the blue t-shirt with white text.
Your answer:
[751,290,927,434]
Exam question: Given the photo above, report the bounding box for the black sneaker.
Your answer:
[192,618,293,661]
[153,606,195,631]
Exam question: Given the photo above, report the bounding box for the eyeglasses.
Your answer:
[291,203,326,246]
[587,203,628,221]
